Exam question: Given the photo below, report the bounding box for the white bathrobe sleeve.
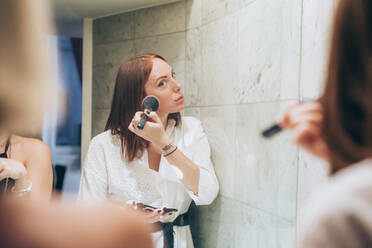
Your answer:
[78,137,109,203]
[184,118,219,205]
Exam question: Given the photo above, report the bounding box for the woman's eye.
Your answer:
[158,81,166,87]
[172,72,176,78]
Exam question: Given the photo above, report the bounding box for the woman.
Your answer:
[0,0,53,199]
[0,1,152,247]
[79,53,219,247]
[279,0,372,247]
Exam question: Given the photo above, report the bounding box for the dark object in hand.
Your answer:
[136,203,178,213]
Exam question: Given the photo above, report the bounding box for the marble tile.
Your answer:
[91,108,111,137]
[190,196,237,248]
[92,41,135,111]
[235,200,295,247]
[186,0,202,30]
[235,101,298,220]
[93,12,135,45]
[134,32,186,65]
[134,1,186,39]
[134,32,186,90]
[200,106,237,198]
[200,12,239,106]
[201,0,240,24]
[93,40,135,69]
[190,196,295,247]
[185,28,202,106]
[183,107,201,119]
[300,0,337,99]
[92,63,116,110]
[172,60,186,96]
[236,0,301,103]
[239,0,257,8]
[297,149,329,233]
[279,0,302,100]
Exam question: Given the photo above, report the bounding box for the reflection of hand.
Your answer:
[278,102,330,161]
[0,158,27,181]
[128,111,171,149]
[126,200,173,224]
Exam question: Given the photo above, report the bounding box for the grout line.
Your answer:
[134,30,187,41]
[233,5,240,243]
[187,0,260,31]
[92,0,183,20]
[295,0,305,243]
[94,30,187,47]
[298,0,304,101]
[94,0,261,47]
[93,0,259,38]
[184,98,300,109]
[219,194,296,223]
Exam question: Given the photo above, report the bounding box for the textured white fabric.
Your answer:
[297,158,372,248]
[78,116,219,248]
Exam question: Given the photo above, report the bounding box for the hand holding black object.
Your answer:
[137,96,159,130]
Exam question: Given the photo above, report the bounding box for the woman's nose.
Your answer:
[173,80,182,92]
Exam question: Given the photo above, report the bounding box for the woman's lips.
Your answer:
[175,96,184,102]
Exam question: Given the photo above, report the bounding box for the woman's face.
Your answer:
[144,58,185,115]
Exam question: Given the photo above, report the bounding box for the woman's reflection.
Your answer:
[79,53,219,248]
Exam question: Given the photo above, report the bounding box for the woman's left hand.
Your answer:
[128,111,171,149]
[0,158,27,181]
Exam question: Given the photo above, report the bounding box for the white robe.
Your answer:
[78,116,219,248]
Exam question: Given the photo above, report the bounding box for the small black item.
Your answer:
[53,165,67,191]
[261,124,283,138]
[0,137,15,194]
[137,203,178,213]
[163,207,178,213]
[137,96,160,130]
[153,212,189,248]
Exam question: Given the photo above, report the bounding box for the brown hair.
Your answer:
[0,0,53,135]
[105,53,181,162]
[320,0,372,174]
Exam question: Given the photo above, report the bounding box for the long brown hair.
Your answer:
[105,54,181,162]
[320,0,372,174]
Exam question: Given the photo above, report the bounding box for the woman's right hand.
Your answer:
[125,200,172,223]
[0,158,27,181]
[278,102,330,161]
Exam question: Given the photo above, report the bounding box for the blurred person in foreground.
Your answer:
[278,0,372,247]
[0,1,152,247]
[0,0,53,199]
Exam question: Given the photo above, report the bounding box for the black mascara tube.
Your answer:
[261,124,282,138]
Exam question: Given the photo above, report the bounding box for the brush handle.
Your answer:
[261,124,282,138]
[137,114,148,130]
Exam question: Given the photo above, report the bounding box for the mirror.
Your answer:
[52,0,336,247]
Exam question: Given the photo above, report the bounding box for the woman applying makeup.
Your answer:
[279,0,372,247]
[79,54,219,248]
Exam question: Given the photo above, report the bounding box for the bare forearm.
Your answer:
[154,136,200,194]
[13,171,52,199]
[165,149,200,194]
[13,174,30,190]
[29,168,53,199]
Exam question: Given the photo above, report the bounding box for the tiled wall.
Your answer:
[297,0,337,235]
[91,0,337,247]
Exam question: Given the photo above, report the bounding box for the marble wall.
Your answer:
[91,0,337,247]
[297,0,337,234]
